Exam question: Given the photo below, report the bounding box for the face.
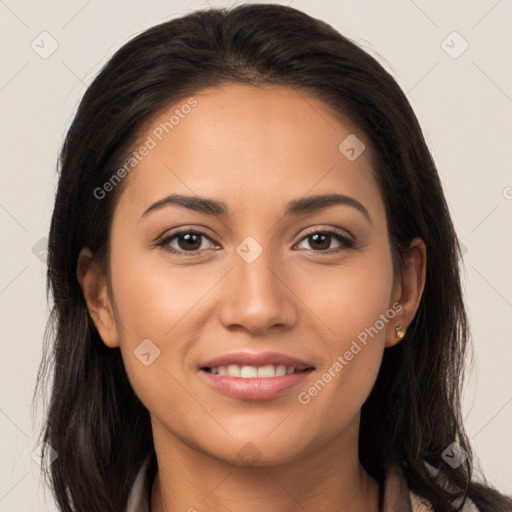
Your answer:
[80,83,423,467]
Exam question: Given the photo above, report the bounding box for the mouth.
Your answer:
[201,364,313,378]
[198,353,315,400]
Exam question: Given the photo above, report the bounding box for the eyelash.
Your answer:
[156,228,355,256]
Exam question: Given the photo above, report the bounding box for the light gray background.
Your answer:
[0,0,511,509]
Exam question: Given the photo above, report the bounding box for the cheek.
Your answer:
[108,239,210,343]
[294,244,394,423]
[106,241,179,393]
[296,243,394,348]
[107,242,224,416]
[330,255,394,385]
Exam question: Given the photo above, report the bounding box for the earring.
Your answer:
[395,325,405,339]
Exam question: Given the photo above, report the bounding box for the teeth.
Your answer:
[241,365,258,378]
[258,365,277,377]
[209,364,298,378]
[275,365,287,377]
[227,364,241,377]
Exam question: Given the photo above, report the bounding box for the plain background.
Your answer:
[0,0,511,509]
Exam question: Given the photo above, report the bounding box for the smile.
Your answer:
[199,365,314,400]
[203,364,305,378]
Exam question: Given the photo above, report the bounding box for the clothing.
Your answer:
[126,456,480,511]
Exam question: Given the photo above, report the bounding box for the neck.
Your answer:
[149,415,380,512]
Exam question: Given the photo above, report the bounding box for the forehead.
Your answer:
[116,83,383,220]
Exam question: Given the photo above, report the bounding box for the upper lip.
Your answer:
[200,351,315,371]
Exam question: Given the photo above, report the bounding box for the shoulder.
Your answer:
[383,462,481,512]
[126,456,152,512]
[410,490,480,511]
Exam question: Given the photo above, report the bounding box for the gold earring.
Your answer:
[395,325,405,339]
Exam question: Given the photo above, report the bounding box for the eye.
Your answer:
[157,227,354,256]
[295,229,354,253]
[157,230,218,255]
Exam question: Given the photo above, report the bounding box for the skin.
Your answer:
[77,83,426,512]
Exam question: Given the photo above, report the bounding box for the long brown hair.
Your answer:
[33,3,512,511]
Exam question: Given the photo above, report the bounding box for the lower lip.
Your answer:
[199,369,314,400]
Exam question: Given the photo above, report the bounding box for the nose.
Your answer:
[218,247,298,335]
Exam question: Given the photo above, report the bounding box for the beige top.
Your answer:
[126,456,480,511]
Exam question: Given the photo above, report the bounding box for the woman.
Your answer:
[34,3,512,511]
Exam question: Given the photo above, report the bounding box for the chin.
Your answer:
[208,436,307,468]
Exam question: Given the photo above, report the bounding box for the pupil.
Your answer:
[311,233,330,250]
[179,233,201,251]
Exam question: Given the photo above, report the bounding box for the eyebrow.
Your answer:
[141,193,372,225]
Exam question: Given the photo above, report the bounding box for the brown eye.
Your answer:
[174,232,202,251]
[159,230,217,255]
[296,230,354,253]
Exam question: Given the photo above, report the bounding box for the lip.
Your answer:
[199,351,314,371]
[198,351,315,401]
[199,367,314,400]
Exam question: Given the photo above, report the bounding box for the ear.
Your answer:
[386,237,426,348]
[76,247,120,348]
